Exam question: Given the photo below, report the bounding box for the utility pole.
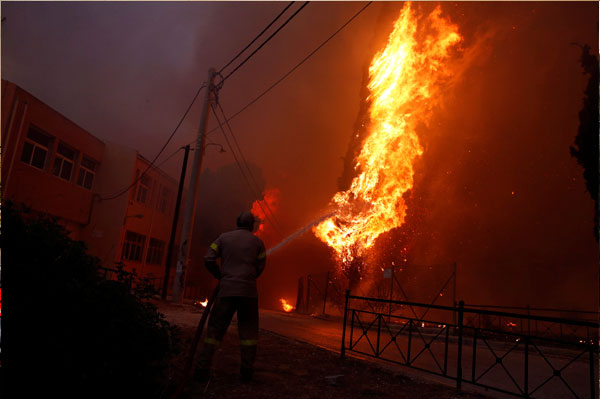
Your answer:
[171,68,216,302]
[161,144,191,300]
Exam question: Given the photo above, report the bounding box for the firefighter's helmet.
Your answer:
[236,211,255,230]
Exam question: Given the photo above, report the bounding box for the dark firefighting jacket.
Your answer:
[204,228,266,298]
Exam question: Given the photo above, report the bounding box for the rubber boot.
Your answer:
[240,345,257,382]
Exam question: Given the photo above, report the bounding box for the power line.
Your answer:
[211,100,283,238]
[221,1,310,83]
[199,1,372,140]
[210,101,285,238]
[219,1,296,74]
[215,101,284,233]
[101,83,207,201]
[156,145,185,168]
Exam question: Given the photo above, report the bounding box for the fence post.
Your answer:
[407,319,412,365]
[341,289,350,358]
[307,274,311,314]
[376,314,381,357]
[453,262,457,326]
[527,304,531,335]
[389,265,394,323]
[296,276,305,314]
[456,300,464,389]
[524,335,529,398]
[322,271,329,315]
[589,344,596,399]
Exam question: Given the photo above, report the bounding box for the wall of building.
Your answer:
[115,153,182,285]
[2,80,185,293]
[81,141,137,268]
[2,80,104,240]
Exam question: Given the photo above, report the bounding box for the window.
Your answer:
[20,125,52,170]
[136,174,153,205]
[77,156,97,189]
[121,231,146,262]
[52,142,76,181]
[146,238,165,265]
[158,186,172,214]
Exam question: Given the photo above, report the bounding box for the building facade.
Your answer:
[2,79,105,239]
[3,80,181,290]
[83,143,181,286]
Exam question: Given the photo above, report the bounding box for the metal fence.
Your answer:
[295,272,347,315]
[296,264,457,317]
[341,291,599,398]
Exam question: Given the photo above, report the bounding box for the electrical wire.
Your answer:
[219,1,296,74]
[199,1,372,140]
[156,145,185,169]
[211,101,283,238]
[221,2,310,83]
[210,101,285,238]
[216,101,284,233]
[101,83,206,201]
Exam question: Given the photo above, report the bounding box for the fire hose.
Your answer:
[171,283,220,399]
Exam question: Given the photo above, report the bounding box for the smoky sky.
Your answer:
[2,2,598,311]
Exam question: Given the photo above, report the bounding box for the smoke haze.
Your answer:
[2,2,597,312]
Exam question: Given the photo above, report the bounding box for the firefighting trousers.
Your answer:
[196,296,259,373]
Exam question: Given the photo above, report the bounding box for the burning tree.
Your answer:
[313,3,463,283]
[339,244,366,292]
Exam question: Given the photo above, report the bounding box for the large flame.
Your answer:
[313,4,462,266]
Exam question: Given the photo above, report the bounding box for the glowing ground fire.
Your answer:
[195,298,208,307]
[313,3,462,267]
[280,298,294,312]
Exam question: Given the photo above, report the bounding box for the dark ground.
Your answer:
[166,312,491,399]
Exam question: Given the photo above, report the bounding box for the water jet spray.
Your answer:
[266,212,335,256]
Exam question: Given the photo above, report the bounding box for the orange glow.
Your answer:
[280,298,294,312]
[506,321,517,327]
[251,188,280,238]
[200,298,208,307]
[313,3,462,267]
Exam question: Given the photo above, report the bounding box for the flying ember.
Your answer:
[313,3,462,267]
[280,298,294,312]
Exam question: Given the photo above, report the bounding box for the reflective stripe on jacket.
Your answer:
[205,228,266,297]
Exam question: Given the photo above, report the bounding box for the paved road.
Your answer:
[157,303,596,399]
[259,309,597,399]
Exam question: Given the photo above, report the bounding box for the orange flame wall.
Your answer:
[313,3,462,267]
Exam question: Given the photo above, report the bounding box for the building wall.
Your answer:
[115,154,182,285]
[80,141,136,267]
[2,80,184,292]
[2,80,104,240]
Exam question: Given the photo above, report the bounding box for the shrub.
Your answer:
[2,201,180,399]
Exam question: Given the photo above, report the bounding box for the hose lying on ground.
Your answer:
[171,284,220,399]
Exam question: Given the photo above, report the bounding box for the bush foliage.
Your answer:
[3,201,179,398]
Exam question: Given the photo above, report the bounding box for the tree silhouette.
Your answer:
[570,44,599,240]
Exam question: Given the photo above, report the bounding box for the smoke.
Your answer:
[2,2,597,311]
[187,161,266,290]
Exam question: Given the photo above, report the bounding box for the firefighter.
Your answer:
[195,211,267,383]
